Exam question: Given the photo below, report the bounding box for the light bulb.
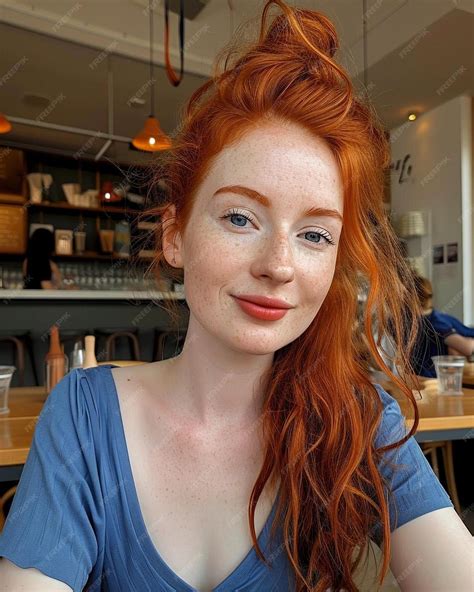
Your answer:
[149,137,156,145]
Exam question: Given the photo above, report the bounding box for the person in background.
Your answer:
[22,228,62,289]
[411,275,474,377]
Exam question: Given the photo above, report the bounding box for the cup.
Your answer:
[74,231,86,253]
[0,366,16,414]
[431,355,465,395]
[99,229,115,253]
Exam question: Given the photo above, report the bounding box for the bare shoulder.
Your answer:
[109,360,177,417]
[110,360,169,391]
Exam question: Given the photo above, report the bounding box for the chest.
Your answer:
[116,387,279,592]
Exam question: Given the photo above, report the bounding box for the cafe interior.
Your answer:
[0,0,473,587]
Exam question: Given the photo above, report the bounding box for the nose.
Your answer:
[250,232,295,284]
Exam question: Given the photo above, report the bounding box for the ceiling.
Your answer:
[0,0,473,165]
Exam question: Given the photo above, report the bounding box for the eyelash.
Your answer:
[220,208,336,246]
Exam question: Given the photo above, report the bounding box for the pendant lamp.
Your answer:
[132,0,171,151]
[0,113,12,133]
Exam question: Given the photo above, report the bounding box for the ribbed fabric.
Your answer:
[0,366,453,590]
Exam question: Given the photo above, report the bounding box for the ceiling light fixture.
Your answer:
[0,113,12,134]
[132,0,172,151]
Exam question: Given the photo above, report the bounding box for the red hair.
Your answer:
[144,1,422,589]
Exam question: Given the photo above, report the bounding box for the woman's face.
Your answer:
[165,120,344,355]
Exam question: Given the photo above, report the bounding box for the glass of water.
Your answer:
[0,366,16,414]
[431,356,465,395]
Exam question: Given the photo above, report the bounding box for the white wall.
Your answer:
[389,93,473,324]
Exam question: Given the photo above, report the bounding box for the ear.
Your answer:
[161,204,184,268]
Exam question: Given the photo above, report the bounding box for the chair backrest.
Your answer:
[0,486,17,532]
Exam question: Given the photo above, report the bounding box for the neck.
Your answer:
[162,315,274,429]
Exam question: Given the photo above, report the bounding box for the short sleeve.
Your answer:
[432,309,474,338]
[428,311,457,340]
[370,384,454,546]
[0,369,105,591]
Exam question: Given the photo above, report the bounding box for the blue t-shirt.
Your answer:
[0,365,453,591]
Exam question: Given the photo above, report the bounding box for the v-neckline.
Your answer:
[103,364,281,592]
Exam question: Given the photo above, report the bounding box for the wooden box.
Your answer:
[0,204,27,253]
[0,147,27,204]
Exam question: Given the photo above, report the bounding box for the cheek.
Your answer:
[182,226,237,314]
[300,253,337,309]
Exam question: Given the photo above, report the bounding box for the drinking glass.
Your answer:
[0,366,16,414]
[431,356,465,395]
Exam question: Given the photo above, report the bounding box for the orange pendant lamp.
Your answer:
[0,113,12,133]
[132,0,171,152]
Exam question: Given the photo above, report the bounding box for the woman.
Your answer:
[22,227,62,289]
[411,275,474,377]
[0,2,471,591]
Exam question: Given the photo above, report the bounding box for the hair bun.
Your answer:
[262,6,339,60]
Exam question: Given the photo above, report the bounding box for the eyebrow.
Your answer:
[212,185,343,222]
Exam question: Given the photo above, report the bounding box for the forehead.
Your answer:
[199,121,344,213]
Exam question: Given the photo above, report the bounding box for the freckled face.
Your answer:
[175,121,344,355]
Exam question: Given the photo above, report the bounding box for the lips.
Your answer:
[232,294,293,309]
[232,295,292,321]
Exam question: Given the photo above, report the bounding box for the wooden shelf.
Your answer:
[26,200,142,216]
[53,250,130,261]
[1,251,153,262]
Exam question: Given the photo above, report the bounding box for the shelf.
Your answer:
[53,250,131,261]
[0,289,186,301]
[26,200,143,216]
[0,250,153,261]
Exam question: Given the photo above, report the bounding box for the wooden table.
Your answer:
[463,366,474,388]
[377,379,474,443]
[1,380,474,481]
[0,386,47,481]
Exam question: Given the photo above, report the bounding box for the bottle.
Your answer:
[83,335,98,369]
[45,325,66,391]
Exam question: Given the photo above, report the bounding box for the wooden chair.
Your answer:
[94,328,141,362]
[153,329,186,361]
[0,331,39,386]
[421,440,461,514]
[0,485,17,532]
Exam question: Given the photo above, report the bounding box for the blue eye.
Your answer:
[221,209,254,227]
[220,209,335,246]
[303,230,335,246]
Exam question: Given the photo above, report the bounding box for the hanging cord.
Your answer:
[164,0,185,86]
[228,0,235,37]
[362,0,369,100]
[149,0,155,116]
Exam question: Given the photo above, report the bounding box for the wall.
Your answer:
[390,93,473,324]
